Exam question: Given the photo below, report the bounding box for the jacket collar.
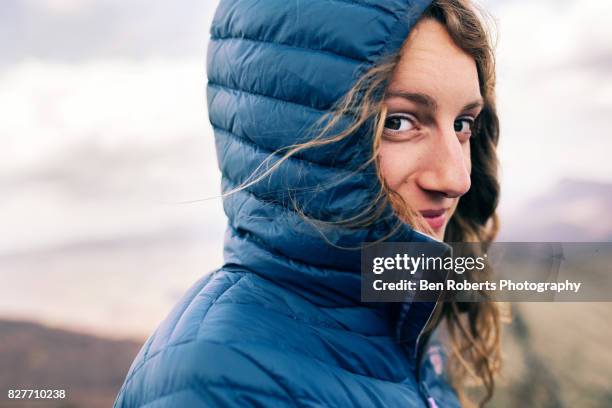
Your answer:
[221,188,448,352]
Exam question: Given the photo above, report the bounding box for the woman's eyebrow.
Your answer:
[386,90,438,111]
[462,99,484,112]
[386,89,484,113]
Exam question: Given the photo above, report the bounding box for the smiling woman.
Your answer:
[115,1,502,407]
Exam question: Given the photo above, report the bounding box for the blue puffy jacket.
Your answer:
[115,0,461,406]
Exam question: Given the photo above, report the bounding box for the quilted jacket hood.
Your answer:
[208,0,449,333]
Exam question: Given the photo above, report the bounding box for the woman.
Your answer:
[115,0,501,407]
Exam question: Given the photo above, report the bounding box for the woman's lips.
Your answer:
[419,208,448,230]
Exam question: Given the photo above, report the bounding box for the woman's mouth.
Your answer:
[419,208,448,230]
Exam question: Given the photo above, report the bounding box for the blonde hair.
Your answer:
[228,0,503,405]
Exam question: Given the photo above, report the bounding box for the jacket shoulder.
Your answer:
[114,269,300,407]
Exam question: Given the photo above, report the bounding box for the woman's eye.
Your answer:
[454,118,474,134]
[384,115,415,132]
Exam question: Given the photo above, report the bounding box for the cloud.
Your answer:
[0,0,219,65]
[0,58,210,168]
[0,58,224,254]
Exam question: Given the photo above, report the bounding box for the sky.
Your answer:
[489,0,612,208]
[1,0,611,339]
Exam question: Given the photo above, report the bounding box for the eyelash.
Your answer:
[383,113,477,140]
[383,114,418,137]
[455,116,475,132]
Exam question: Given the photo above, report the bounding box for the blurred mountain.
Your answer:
[499,179,612,241]
[0,319,142,408]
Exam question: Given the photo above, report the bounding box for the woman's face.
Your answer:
[379,18,483,240]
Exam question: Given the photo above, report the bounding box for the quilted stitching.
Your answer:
[114,0,463,406]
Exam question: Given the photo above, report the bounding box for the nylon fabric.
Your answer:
[115,1,461,406]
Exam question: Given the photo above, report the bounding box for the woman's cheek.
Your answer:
[378,146,398,189]
[379,142,416,190]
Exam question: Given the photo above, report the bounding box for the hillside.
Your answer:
[0,319,142,408]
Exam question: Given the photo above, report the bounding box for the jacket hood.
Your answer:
[207,0,448,346]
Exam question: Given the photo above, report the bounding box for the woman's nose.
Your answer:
[416,127,471,198]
